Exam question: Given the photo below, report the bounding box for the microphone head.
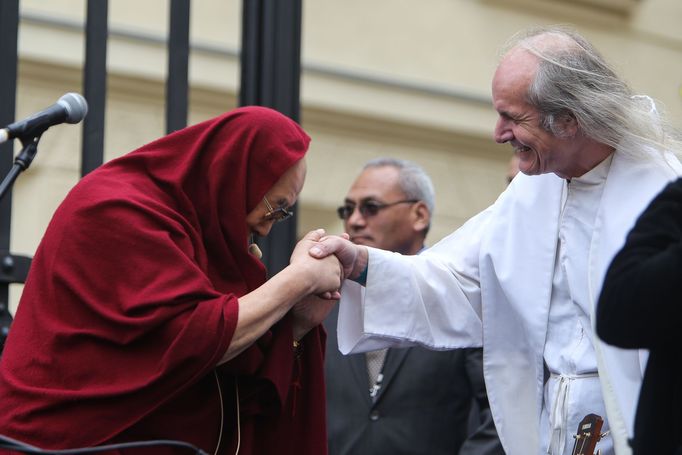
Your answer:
[58,93,89,124]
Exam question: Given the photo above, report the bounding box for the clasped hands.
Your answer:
[288,229,368,339]
[290,228,369,296]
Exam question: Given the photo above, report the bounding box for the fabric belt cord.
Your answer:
[548,372,599,455]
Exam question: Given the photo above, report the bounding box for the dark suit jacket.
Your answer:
[597,177,682,455]
[324,305,504,455]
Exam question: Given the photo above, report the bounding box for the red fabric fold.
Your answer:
[0,106,327,454]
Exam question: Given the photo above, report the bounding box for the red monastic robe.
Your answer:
[0,106,327,454]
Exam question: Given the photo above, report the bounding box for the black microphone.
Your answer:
[0,93,88,144]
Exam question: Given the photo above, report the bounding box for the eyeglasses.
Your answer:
[337,199,419,220]
[263,197,293,222]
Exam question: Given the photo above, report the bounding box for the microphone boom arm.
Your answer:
[0,136,41,202]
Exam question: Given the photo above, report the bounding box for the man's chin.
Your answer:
[519,161,540,176]
[520,168,539,176]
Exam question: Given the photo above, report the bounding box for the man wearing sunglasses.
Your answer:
[324,158,503,455]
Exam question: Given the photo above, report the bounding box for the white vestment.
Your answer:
[337,149,681,455]
[541,156,610,455]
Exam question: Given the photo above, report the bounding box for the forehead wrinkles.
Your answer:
[267,160,305,208]
[495,52,536,90]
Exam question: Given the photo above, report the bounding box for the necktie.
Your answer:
[366,348,388,398]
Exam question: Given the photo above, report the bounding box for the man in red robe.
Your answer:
[0,106,340,454]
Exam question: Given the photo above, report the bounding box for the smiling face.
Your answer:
[343,165,428,255]
[246,158,306,237]
[492,49,580,179]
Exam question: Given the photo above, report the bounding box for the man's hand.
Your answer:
[291,294,337,341]
[290,228,326,264]
[309,235,369,282]
[290,229,343,296]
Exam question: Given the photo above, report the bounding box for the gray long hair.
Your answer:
[503,26,681,159]
[363,157,435,233]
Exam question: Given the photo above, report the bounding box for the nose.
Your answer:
[494,117,513,144]
[345,206,366,231]
[255,219,276,237]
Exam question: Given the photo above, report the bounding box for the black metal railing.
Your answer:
[81,0,108,176]
[0,0,22,355]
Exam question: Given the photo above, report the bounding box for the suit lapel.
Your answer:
[347,352,373,405]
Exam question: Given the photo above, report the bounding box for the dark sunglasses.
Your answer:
[263,197,293,222]
[337,199,419,220]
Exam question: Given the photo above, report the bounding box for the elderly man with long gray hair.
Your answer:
[309,26,682,455]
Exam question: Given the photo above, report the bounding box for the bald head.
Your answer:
[500,26,593,64]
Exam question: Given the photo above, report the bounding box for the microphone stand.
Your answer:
[0,134,40,354]
[0,134,41,202]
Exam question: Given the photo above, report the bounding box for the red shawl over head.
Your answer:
[0,106,328,454]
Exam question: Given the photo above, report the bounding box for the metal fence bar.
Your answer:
[81,0,108,176]
[0,0,20,353]
[240,0,303,275]
[166,0,190,134]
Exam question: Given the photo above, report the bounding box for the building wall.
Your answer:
[8,0,682,310]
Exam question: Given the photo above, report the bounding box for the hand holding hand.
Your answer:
[291,294,337,341]
[309,234,368,281]
[290,229,343,296]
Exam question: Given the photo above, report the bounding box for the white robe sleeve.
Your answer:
[337,206,494,354]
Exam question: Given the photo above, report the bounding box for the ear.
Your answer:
[411,201,430,233]
[558,113,579,138]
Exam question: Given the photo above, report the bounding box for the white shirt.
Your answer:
[541,156,612,455]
